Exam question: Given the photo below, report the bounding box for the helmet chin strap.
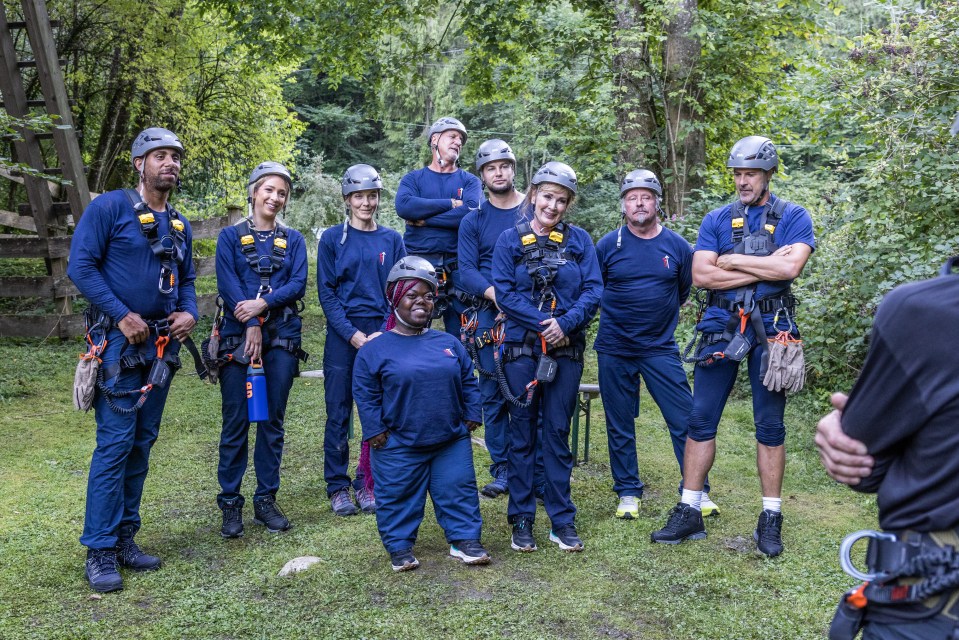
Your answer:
[393,309,429,331]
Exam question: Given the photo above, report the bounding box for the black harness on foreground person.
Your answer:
[123,189,187,295]
[681,196,798,379]
[493,220,583,408]
[417,252,458,319]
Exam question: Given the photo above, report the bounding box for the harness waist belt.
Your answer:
[707,292,796,314]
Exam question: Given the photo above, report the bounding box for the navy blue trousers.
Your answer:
[473,307,510,473]
[217,346,298,508]
[598,351,709,497]
[81,328,176,550]
[371,434,482,553]
[688,340,787,447]
[322,316,381,496]
[505,354,582,527]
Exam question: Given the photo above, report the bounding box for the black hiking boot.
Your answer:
[754,509,784,557]
[510,517,538,552]
[650,502,707,545]
[253,496,291,532]
[220,498,244,538]
[85,548,123,593]
[116,525,161,571]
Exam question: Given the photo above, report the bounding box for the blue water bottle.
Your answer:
[246,361,269,422]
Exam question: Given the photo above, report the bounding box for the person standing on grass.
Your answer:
[317,164,405,517]
[213,162,308,539]
[353,256,489,572]
[492,161,603,553]
[595,169,716,521]
[68,128,197,592]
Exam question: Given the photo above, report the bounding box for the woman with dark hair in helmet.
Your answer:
[213,162,308,538]
[491,161,603,553]
[353,256,489,572]
[317,164,405,517]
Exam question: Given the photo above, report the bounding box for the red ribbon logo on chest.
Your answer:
[444,348,455,357]
[663,256,670,269]
[379,252,385,265]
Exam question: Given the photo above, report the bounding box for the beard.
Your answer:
[145,169,176,193]
[487,181,514,196]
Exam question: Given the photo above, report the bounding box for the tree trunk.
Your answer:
[612,0,659,172]
[88,45,132,192]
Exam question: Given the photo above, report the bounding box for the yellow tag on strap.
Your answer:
[549,230,564,243]
[521,233,536,246]
[171,219,185,232]
[240,235,254,245]
[274,237,287,249]
[765,224,776,234]
[732,217,744,229]
[138,213,155,225]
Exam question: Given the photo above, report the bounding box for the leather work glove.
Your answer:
[73,355,99,411]
[784,339,806,393]
[763,338,786,392]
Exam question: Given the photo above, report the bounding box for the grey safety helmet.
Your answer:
[131,127,184,171]
[531,161,577,195]
[248,161,292,190]
[726,136,779,172]
[386,256,439,297]
[475,139,516,171]
[620,169,662,197]
[341,164,383,197]
[427,117,468,147]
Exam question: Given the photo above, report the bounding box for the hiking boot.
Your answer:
[330,487,359,517]
[650,502,707,545]
[253,496,291,532]
[390,548,419,572]
[510,517,537,552]
[616,495,640,520]
[85,549,123,593]
[549,523,584,552]
[355,486,376,514]
[700,493,720,518]
[449,539,491,565]
[220,498,244,538]
[754,509,784,557]
[480,463,508,498]
[116,525,161,571]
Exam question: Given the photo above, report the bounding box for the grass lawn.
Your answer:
[0,305,877,640]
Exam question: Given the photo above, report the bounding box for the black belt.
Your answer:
[707,292,796,314]
[418,253,458,272]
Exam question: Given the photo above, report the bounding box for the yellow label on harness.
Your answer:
[138,213,155,225]
[549,230,564,243]
[240,234,255,245]
[274,237,287,249]
[765,224,776,234]
[521,233,537,246]
[732,217,744,229]
[171,219,184,232]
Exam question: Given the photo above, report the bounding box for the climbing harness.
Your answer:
[124,189,187,294]
[238,218,290,317]
[94,317,179,416]
[459,302,499,379]
[418,253,458,319]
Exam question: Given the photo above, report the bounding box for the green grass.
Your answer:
[0,310,877,639]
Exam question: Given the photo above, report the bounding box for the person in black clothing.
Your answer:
[816,256,959,640]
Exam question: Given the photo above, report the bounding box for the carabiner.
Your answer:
[839,530,897,582]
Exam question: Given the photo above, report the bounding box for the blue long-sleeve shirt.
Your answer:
[317,224,406,342]
[215,221,307,333]
[353,330,483,447]
[67,189,198,322]
[594,226,692,357]
[457,200,522,298]
[394,166,482,254]
[492,223,603,343]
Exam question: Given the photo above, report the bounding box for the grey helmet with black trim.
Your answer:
[531,161,577,195]
[475,139,516,170]
[620,169,662,197]
[248,161,292,189]
[427,117,468,147]
[726,136,779,172]
[131,127,184,170]
[341,164,383,197]
[386,256,439,296]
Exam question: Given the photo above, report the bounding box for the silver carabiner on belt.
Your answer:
[839,529,897,581]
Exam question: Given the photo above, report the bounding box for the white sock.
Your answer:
[681,489,703,512]
[762,497,782,513]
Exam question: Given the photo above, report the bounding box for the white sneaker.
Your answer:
[615,495,640,519]
[700,493,720,517]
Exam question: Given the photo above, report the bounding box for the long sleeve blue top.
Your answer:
[394,166,482,254]
[594,226,692,357]
[67,189,198,322]
[215,221,308,334]
[353,330,483,447]
[457,200,522,298]
[694,194,816,335]
[317,224,406,342]
[492,223,604,343]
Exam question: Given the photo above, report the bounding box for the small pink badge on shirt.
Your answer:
[379,252,385,265]
[663,256,670,269]
[444,348,455,357]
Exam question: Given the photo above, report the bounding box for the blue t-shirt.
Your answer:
[457,200,522,298]
[395,166,482,254]
[68,189,198,322]
[694,194,816,335]
[215,221,308,336]
[317,223,406,342]
[594,225,692,357]
[353,330,482,447]
[492,223,603,343]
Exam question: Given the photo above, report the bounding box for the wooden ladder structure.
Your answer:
[0,0,90,337]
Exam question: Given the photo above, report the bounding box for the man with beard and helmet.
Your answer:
[651,136,815,557]
[395,117,482,337]
[594,169,715,521]
[68,127,198,592]
[458,139,525,499]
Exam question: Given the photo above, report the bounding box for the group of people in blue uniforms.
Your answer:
[70,119,815,590]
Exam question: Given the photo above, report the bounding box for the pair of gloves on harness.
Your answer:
[763,331,805,393]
